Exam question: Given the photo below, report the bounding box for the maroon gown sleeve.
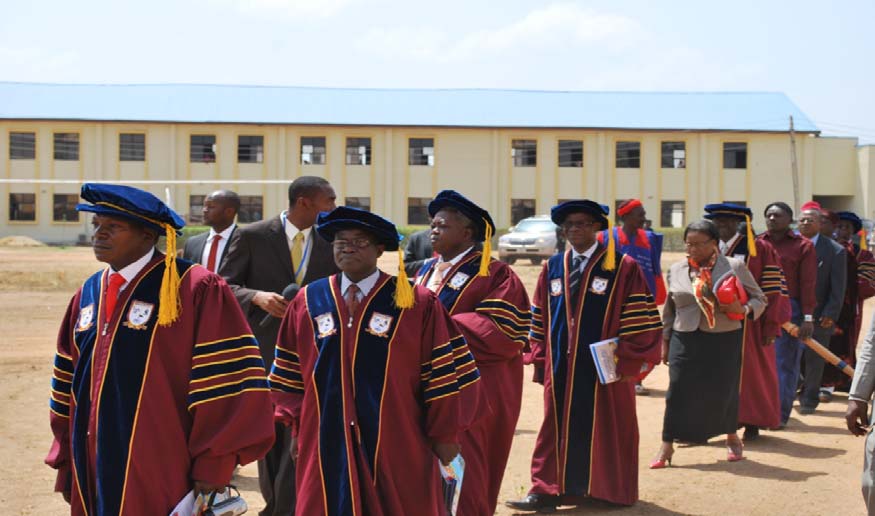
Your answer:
[45,290,80,495]
[755,240,791,342]
[799,240,818,316]
[186,275,275,486]
[269,291,310,436]
[420,292,482,444]
[611,257,663,377]
[525,264,549,384]
[857,249,875,300]
[451,262,532,364]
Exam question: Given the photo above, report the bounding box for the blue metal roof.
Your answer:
[0,82,819,133]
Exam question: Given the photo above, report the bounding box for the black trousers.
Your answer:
[258,422,296,516]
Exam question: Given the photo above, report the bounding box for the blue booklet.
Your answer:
[439,454,465,516]
[589,337,620,384]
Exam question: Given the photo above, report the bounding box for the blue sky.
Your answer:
[1,0,872,142]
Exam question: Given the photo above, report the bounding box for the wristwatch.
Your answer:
[803,314,814,323]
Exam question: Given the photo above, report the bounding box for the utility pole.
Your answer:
[789,115,800,210]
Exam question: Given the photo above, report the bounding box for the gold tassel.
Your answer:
[478,220,492,277]
[157,224,181,326]
[394,248,415,309]
[861,230,869,251]
[604,216,616,271]
[745,214,757,257]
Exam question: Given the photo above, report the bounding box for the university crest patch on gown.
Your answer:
[550,278,563,296]
[76,304,94,332]
[448,272,470,290]
[123,300,154,330]
[366,312,394,337]
[589,276,609,295]
[315,313,336,338]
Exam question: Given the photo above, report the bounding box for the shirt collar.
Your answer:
[572,241,599,261]
[341,269,381,298]
[208,223,236,241]
[113,248,155,285]
[720,233,742,254]
[809,233,820,246]
[283,212,312,241]
[437,246,475,267]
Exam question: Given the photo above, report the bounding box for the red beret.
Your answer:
[617,199,643,217]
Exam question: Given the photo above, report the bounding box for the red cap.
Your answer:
[800,201,822,212]
[617,199,643,217]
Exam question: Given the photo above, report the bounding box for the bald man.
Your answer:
[183,190,240,273]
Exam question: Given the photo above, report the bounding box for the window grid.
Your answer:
[238,195,263,223]
[301,137,326,165]
[661,141,686,169]
[511,198,536,224]
[53,194,79,222]
[407,197,431,225]
[9,193,36,221]
[345,138,372,166]
[408,138,434,166]
[53,133,79,161]
[723,142,748,169]
[10,132,35,159]
[119,133,146,162]
[512,140,537,167]
[558,140,583,167]
[190,135,216,163]
[238,135,264,163]
[615,141,640,168]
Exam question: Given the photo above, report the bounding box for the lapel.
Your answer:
[220,225,237,261]
[675,259,693,293]
[302,231,332,285]
[710,253,733,289]
[193,232,208,262]
[267,216,295,281]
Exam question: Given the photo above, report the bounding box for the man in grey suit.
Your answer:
[222,176,338,516]
[846,315,875,514]
[182,189,239,272]
[797,203,846,414]
[403,227,433,276]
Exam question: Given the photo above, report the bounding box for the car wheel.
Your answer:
[530,258,543,266]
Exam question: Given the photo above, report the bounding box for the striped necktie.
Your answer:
[568,255,585,302]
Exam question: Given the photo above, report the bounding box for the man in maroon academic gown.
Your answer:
[269,206,484,515]
[415,190,531,515]
[46,184,275,515]
[704,203,791,440]
[507,200,662,511]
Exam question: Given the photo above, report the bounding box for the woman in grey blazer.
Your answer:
[651,220,767,468]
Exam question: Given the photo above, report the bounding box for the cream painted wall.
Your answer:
[0,120,869,243]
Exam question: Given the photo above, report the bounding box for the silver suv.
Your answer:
[498,215,559,265]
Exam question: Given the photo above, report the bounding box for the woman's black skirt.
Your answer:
[662,328,743,442]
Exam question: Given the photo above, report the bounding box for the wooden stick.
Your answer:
[782,322,854,377]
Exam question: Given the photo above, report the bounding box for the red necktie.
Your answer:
[345,283,361,315]
[206,234,222,272]
[104,272,126,320]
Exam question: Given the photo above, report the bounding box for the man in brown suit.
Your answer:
[222,175,339,516]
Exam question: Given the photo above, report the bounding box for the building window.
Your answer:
[345,138,372,166]
[10,132,35,159]
[512,140,537,167]
[723,142,747,169]
[238,195,263,223]
[511,198,536,224]
[9,193,36,221]
[558,140,583,167]
[190,135,216,163]
[53,194,79,222]
[345,197,371,211]
[238,135,264,163]
[407,197,431,225]
[119,133,145,162]
[301,137,326,165]
[53,133,79,161]
[661,141,686,168]
[189,195,205,224]
[408,138,434,166]
[724,200,747,207]
[660,200,686,228]
[615,141,640,168]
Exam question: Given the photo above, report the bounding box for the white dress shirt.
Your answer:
[719,233,742,255]
[571,241,599,272]
[200,223,236,271]
[114,248,156,292]
[428,246,474,291]
[341,269,382,301]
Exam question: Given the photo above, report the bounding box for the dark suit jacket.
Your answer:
[813,235,847,321]
[221,215,339,366]
[182,225,237,267]
[403,228,433,276]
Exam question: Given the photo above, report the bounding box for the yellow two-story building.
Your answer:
[1,83,872,243]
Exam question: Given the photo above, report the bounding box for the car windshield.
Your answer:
[513,220,556,233]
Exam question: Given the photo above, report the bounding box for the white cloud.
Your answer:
[209,0,355,18]
[359,3,640,62]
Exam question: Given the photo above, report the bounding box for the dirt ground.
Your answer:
[0,246,868,515]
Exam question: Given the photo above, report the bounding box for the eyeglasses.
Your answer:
[562,221,595,230]
[684,239,714,249]
[332,238,374,250]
